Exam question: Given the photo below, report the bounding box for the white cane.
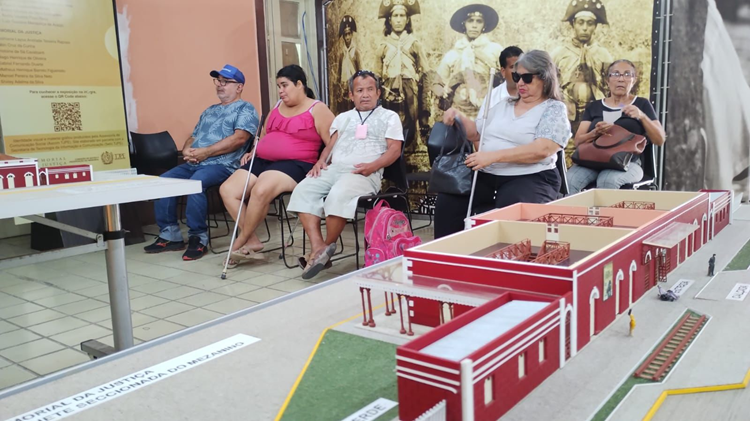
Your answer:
[221,115,266,279]
[464,68,497,230]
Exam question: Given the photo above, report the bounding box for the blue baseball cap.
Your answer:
[210,64,245,84]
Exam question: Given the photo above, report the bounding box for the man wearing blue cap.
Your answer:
[144,64,259,260]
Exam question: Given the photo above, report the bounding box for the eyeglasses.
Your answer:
[213,78,241,87]
[511,72,538,84]
[608,72,635,79]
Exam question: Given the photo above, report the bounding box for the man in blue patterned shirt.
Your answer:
[145,64,259,260]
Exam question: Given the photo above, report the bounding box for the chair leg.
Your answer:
[278,199,297,269]
[353,209,360,270]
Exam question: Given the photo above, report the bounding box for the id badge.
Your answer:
[355,124,368,140]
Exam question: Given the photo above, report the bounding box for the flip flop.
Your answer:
[301,243,337,280]
[298,255,332,270]
[230,247,264,262]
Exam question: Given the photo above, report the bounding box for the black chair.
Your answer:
[130,131,179,176]
[130,131,180,239]
[620,142,657,190]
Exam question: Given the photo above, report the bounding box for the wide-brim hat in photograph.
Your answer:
[339,15,357,36]
[449,4,499,33]
[378,0,421,19]
[562,0,608,24]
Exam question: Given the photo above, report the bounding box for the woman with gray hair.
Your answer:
[435,50,571,238]
[566,59,665,194]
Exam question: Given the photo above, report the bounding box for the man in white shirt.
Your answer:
[288,70,404,279]
[481,46,524,112]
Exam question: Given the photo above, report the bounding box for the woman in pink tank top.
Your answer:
[220,65,335,265]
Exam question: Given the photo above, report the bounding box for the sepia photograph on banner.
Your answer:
[324,0,657,210]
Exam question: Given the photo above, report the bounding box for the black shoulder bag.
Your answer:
[428,118,473,196]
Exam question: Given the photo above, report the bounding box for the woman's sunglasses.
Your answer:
[511,72,538,84]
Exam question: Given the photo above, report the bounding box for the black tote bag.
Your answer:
[428,119,474,195]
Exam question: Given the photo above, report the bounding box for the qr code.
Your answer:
[51,102,82,132]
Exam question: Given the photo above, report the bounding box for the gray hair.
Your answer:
[512,50,563,102]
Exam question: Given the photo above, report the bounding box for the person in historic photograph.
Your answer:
[377,0,429,151]
[336,15,362,114]
[436,4,504,119]
[551,0,614,134]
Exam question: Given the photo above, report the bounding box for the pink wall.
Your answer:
[117,0,262,148]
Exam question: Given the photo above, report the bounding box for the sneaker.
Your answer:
[182,236,207,261]
[144,237,185,254]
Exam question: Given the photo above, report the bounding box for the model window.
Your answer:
[518,352,526,378]
[484,376,494,405]
[539,338,546,362]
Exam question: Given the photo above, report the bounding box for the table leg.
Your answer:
[103,204,134,351]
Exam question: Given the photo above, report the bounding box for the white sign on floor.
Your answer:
[727,283,750,301]
[669,279,694,297]
[4,334,260,421]
[341,398,398,421]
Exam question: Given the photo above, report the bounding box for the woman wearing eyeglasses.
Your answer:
[436,50,571,238]
[220,64,335,265]
[566,59,666,194]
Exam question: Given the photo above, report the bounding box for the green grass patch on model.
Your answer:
[725,239,750,271]
[281,330,399,421]
[591,376,654,421]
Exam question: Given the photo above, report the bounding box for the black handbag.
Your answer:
[428,119,474,195]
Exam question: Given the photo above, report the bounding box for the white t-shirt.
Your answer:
[329,106,404,167]
[477,81,512,119]
[476,99,571,176]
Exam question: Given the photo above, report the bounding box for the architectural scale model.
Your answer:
[354,188,733,421]
[0,158,93,190]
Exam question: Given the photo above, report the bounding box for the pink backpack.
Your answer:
[364,200,422,267]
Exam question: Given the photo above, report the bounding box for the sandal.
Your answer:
[301,243,337,280]
[298,253,332,270]
[231,247,264,262]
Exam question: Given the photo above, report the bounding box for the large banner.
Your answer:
[325,0,656,187]
[0,0,130,170]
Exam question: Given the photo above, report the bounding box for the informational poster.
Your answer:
[0,0,130,170]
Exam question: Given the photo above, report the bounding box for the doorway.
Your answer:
[264,0,320,104]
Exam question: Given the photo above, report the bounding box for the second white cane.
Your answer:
[221,114,266,279]
[464,67,497,230]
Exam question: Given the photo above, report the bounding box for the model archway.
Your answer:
[615,269,625,315]
[590,287,600,337]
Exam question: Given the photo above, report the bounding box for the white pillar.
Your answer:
[461,359,475,421]
[559,300,566,369]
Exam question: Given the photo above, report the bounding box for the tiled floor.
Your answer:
[0,215,434,391]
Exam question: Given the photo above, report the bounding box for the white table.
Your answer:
[0,175,201,351]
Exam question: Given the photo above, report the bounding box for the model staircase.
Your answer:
[634,311,707,382]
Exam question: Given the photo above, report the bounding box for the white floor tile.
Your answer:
[0,365,37,389]
[0,329,41,350]
[50,325,112,347]
[133,320,184,341]
[27,316,89,337]
[0,338,65,363]
[8,309,67,328]
[166,308,224,327]
[139,302,194,319]
[19,349,90,376]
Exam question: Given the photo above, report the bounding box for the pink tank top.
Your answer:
[255,101,323,164]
